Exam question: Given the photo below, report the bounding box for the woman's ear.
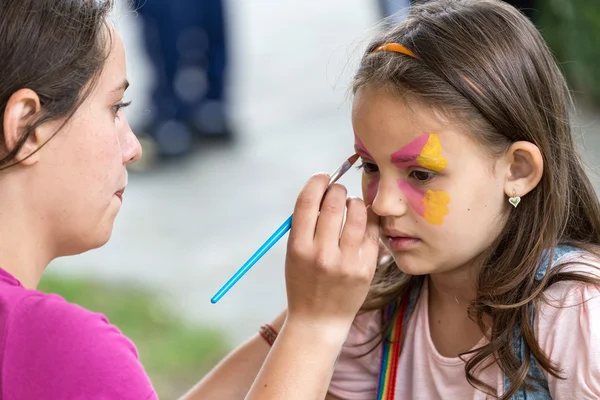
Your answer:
[502,141,544,200]
[3,89,43,166]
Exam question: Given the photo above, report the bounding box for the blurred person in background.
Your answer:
[134,0,234,165]
[379,0,537,22]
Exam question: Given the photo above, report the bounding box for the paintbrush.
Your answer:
[211,153,360,304]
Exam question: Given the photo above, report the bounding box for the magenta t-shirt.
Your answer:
[0,268,158,399]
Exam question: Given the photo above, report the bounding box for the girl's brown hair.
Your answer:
[0,0,115,168]
[354,0,600,398]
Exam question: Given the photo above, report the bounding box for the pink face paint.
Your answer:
[396,179,425,216]
[391,133,448,172]
[390,134,430,169]
[362,174,379,205]
[354,135,374,160]
[392,133,450,224]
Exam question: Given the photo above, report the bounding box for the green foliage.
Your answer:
[538,0,600,106]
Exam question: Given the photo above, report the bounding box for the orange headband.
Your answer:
[372,43,417,58]
[372,42,483,94]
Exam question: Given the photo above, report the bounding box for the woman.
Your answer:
[0,1,379,399]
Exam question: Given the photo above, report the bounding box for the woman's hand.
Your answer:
[284,173,380,336]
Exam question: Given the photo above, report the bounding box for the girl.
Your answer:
[0,0,380,399]
[329,0,600,398]
[202,0,600,399]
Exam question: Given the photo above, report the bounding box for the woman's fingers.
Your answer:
[289,173,330,248]
[314,184,347,249]
[339,197,368,252]
[361,205,381,275]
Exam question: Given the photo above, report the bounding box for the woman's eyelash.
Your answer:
[112,100,132,114]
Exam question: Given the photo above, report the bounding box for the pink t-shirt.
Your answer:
[0,268,158,399]
[329,254,600,399]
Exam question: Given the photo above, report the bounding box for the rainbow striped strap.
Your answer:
[376,297,408,400]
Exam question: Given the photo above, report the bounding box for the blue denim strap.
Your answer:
[504,245,580,399]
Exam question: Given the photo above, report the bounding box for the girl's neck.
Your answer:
[426,259,491,358]
[427,258,482,307]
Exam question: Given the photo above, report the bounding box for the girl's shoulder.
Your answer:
[328,309,383,399]
[545,247,600,286]
[535,249,600,397]
[539,248,600,322]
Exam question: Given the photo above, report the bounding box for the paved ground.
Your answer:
[48,0,600,346]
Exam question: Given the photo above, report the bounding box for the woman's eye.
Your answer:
[112,100,132,116]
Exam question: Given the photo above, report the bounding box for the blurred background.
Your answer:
[37,0,600,398]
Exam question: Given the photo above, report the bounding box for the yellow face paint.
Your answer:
[417,133,448,172]
[422,189,450,225]
[390,133,451,225]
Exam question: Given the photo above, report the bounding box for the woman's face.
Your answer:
[29,29,141,255]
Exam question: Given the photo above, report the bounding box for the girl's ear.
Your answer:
[502,141,544,199]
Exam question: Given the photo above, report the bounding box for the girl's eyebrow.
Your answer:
[354,136,373,159]
[355,147,373,159]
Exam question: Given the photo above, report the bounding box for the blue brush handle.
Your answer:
[210,214,293,304]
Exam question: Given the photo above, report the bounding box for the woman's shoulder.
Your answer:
[6,288,126,345]
[3,288,138,363]
[1,288,157,399]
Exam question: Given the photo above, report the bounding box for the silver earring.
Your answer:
[508,190,521,208]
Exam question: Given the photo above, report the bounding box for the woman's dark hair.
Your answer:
[0,0,115,167]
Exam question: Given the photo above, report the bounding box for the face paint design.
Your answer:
[416,134,448,172]
[396,180,425,215]
[422,190,450,225]
[391,133,450,225]
[362,174,379,205]
[354,134,373,160]
[390,133,447,172]
[356,135,378,205]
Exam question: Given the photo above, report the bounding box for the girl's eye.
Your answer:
[409,170,435,183]
[112,100,132,116]
[356,162,379,174]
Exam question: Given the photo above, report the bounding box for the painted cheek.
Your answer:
[397,180,425,216]
[397,180,450,225]
[422,189,450,225]
[362,174,379,205]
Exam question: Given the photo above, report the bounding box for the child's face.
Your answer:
[352,86,509,276]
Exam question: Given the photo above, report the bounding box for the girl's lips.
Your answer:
[387,236,420,251]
